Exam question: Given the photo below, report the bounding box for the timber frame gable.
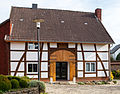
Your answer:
[9,42,110,81]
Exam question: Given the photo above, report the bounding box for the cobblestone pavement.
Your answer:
[45,83,120,94]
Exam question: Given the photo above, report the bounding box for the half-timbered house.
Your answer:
[0,4,114,82]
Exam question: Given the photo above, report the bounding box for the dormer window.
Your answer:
[28,42,38,50]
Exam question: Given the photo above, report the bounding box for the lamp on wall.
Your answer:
[33,19,44,80]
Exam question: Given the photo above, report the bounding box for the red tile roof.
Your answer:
[6,7,114,44]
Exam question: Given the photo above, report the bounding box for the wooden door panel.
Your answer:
[70,62,75,81]
[50,50,75,81]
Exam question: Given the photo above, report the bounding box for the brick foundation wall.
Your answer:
[111,61,120,71]
[5,87,40,94]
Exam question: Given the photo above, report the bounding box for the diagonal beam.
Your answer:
[80,43,85,78]
[14,52,26,76]
[97,54,107,77]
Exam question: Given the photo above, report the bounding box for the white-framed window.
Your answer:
[85,62,96,72]
[28,42,38,50]
[27,62,38,74]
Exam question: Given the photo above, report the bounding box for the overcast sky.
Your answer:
[0,0,120,47]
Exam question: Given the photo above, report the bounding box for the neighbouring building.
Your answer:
[110,44,120,60]
[0,4,114,82]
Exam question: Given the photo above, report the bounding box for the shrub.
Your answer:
[11,76,21,81]
[113,81,117,84]
[11,79,19,89]
[19,79,28,88]
[96,82,103,85]
[116,69,120,78]
[21,76,30,82]
[101,81,107,84]
[37,81,45,92]
[7,75,13,80]
[7,76,21,81]
[112,70,116,77]
[28,80,38,87]
[110,56,114,61]
[116,53,120,60]
[0,75,11,91]
[78,82,85,85]
[0,90,3,94]
[111,72,114,80]
[29,80,45,92]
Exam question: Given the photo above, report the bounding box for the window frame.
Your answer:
[28,42,38,50]
[27,62,38,74]
[85,62,96,72]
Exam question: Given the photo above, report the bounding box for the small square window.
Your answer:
[27,63,38,73]
[28,43,34,49]
[28,42,38,50]
[34,43,38,49]
[33,64,38,72]
[86,63,90,71]
[85,62,96,72]
[28,64,32,72]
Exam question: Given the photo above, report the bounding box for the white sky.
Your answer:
[0,0,120,47]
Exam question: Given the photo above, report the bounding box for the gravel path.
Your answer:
[46,83,120,94]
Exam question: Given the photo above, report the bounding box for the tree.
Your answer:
[116,53,120,60]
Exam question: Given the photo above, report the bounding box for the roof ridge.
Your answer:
[11,6,94,14]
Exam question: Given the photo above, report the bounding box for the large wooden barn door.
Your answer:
[50,50,75,81]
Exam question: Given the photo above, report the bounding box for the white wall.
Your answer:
[77,44,81,51]
[98,71,109,77]
[50,43,57,48]
[41,62,48,71]
[26,52,38,61]
[96,44,108,51]
[97,62,109,70]
[77,62,83,70]
[41,72,48,78]
[84,52,96,61]
[11,62,24,71]
[11,72,24,77]
[83,44,95,51]
[68,43,75,48]
[78,71,83,77]
[10,42,49,79]
[77,52,83,60]
[43,43,48,50]
[10,51,24,60]
[85,74,96,77]
[10,42,25,50]
[77,43,109,78]
[97,52,108,60]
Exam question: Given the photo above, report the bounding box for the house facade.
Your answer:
[0,4,114,82]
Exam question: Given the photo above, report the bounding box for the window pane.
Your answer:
[28,64,32,72]
[33,64,38,72]
[28,43,34,49]
[34,43,38,49]
[86,63,90,71]
[91,63,95,71]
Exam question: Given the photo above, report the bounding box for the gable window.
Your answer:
[27,63,38,74]
[28,42,38,50]
[85,62,96,72]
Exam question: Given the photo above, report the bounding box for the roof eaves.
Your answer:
[5,38,114,44]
